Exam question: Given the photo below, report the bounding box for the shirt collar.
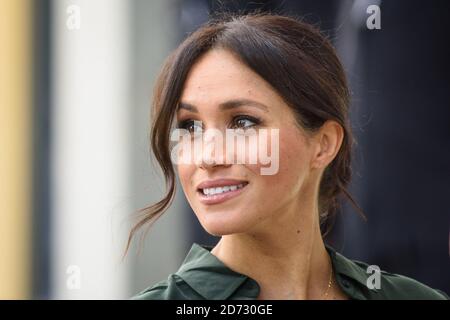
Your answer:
[176,242,373,299]
[176,243,256,299]
[326,245,370,286]
[325,245,376,299]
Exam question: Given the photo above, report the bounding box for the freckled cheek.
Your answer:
[248,131,309,193]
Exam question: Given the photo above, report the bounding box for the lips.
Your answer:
[196,179,249,205]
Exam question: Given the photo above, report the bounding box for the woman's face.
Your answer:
[176,49,320,236]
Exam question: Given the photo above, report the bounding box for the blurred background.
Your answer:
[0,0,449,299]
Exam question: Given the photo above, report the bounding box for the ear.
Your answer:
[310,120,344,170]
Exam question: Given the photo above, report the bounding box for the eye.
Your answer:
[176,119,203,133]
[231,115,261,129]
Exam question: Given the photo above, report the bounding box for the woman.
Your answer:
[131,13,448,300]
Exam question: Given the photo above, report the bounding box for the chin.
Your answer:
[196,211,252,236]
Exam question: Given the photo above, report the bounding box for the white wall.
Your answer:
[51,0,132,299]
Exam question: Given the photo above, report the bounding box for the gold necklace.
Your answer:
[321,259,333,299]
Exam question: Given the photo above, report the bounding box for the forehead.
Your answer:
[180,49,283,107]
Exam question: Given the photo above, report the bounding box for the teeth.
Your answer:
[202,183,246,196]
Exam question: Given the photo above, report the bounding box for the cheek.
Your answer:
[177,163,196,195]
[279,136,310,191]
[246,127,310,198]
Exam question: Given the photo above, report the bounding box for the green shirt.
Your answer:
[133,243,449,300]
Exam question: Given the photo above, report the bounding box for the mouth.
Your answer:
[196,180,249,205]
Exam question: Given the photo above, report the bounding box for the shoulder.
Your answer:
[376,269,449,300]
[131,273,203,300]
[132,242,257,300]
[328,246,448,300]
[346,258,448,300]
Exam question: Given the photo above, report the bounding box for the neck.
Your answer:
[210,198,332,299]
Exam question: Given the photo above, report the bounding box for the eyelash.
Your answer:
[176,115,262,132]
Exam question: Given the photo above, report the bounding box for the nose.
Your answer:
[197,129,231,170]
[199,153,231,170]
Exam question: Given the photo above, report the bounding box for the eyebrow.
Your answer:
[177,98,269,113]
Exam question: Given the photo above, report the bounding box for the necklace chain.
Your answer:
[321,258,333,299]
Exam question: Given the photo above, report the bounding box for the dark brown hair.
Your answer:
[126,12,364,253]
